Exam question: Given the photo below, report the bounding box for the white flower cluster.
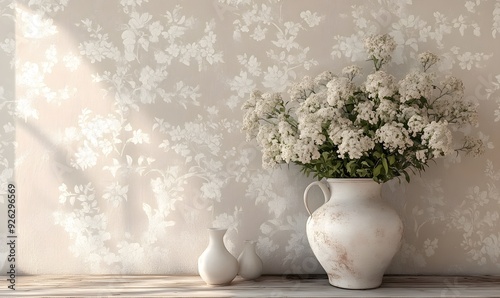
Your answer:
[242,34,482,181]
[326,76,356,108]
[419,51,440,71]
[365,71,397,100]
[399,70,434,103]
[421,121,453,158]
[337,129,375,159]
[364,34,396,69]
[376,122,414,154]
[242,90,282,140]
[255,122,281,168]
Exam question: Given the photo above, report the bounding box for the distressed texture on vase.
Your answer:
[305,179,403,289]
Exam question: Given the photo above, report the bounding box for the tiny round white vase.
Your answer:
[198,228,239,286]
[238,240,263,280]
[304,178,403,289]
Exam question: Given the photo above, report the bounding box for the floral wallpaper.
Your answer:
[0,0,499,275]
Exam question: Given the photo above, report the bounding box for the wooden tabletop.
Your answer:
[1,275,500,297]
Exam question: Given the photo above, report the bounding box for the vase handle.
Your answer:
[303,180,331,216]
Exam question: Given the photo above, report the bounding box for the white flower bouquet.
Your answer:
[242,34,483,183]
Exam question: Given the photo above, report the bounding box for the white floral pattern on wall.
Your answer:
[1,0,499,275]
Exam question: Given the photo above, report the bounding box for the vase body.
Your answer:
[238,240,263,280]
[198,228,239,285]
[304,178,403,289]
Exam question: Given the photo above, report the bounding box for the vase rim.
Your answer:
[325,178,376,182]
[208,227,228,231]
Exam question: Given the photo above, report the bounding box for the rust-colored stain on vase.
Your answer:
[313,230,357,277]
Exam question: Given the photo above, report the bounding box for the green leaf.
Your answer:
[356,169,370,177]
[373,164,382,178]
[382,158,388,174]
[388,155,396,165]
[403,170,410,183]
[346,161,356,175]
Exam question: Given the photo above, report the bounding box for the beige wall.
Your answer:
[0,0,499,275]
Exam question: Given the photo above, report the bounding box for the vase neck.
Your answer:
[208,228,227,248]
[327,179,382,201]
[243,240,256,252]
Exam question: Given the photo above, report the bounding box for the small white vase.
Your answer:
[304,178,403,289]
[198,228,239,285]
[238,240,263,280]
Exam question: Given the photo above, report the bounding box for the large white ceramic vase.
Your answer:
[304,178,403,289]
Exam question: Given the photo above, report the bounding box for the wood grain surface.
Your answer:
[1,275,499,297]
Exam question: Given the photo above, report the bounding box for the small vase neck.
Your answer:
[243,240,256,251]
[208,228,227,247]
